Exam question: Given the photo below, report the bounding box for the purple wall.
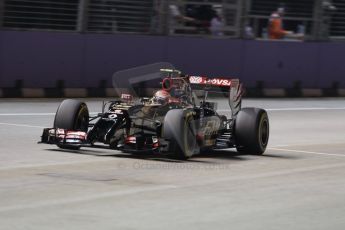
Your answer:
[0,30,345,88]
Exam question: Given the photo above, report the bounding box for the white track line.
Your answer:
[0,112,99,116]
[270,141,345,148]
[0,122,45,129]
[218,107,345,112]
[269,147,345,157]
[0,113,55,116]
[268,144,293,148]
[267,107,345,111]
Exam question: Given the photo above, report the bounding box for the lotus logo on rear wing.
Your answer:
[189,76,232,87]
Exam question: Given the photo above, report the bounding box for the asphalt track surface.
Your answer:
[0,98,345,230]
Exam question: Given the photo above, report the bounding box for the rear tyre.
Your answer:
[234,108,269,155]
[54,99,89,150]
[162,109,197,160]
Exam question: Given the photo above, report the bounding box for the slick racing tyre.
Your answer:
[54,99,89,131]
[54,99,89,150]
[234,108,269,155]
[162,109,197,160]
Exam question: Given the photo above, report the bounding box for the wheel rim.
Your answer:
[75,106,89,131]
[77,115,88,131]
[259,117,269,147]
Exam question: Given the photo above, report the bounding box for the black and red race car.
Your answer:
[40,64,269,159]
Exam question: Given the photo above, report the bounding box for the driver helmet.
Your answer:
[152,90,171,105]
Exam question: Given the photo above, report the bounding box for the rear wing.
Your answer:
[189,76,243,117]
[189,76,232,88]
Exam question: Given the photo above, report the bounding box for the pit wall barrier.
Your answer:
[0,30,345,97]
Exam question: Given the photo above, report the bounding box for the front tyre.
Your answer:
[54,99,89,150]
[162,109,197,160]
[234,108,269,155]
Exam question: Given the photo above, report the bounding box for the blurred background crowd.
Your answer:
[0,0,343,41]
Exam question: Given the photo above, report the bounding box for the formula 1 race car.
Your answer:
[40,64,269,159]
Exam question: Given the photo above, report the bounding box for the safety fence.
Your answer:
[0,0,154,33]
[0,0,344,40]
[1,0,79,31]
[330,0,345,38]
[86,0,153,33]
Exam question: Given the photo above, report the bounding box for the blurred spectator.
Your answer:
[210,13,224,36]
[244,25,255,39]
[268,7,292,39]
[268,7,305,40]
[323,0,337,11]
[150,0,163,34]
[169,0,197,34]
[193,5,215,33]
